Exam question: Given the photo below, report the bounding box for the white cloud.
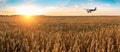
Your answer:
[1,2,120,16]
[0,0,6,5]
[44,3,120,16]
[0,0,7,10]
[23,0,34,1]
[88,0,93,2]
[0,0,6,2]
[22,0,35,4]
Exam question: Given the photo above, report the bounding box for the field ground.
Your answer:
[0,16,120,52]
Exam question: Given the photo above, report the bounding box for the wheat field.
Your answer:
[0,16,120,52]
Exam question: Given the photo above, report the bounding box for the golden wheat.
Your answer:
[0,16,120,52]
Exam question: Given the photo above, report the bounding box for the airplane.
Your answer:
[85,7,97,13]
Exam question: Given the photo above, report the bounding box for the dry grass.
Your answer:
[0,16,120,52]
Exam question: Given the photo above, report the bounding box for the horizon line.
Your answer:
[0,15,120,17]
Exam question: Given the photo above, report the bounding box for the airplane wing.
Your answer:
[86,10,91,13]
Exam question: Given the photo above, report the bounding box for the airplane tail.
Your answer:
[94,7,97,10]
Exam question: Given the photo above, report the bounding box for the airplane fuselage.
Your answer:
[86,7,96,13]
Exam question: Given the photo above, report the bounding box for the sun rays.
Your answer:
[15,5,43,17]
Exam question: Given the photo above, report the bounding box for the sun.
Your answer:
[16,6,34,16]
[17,9,33,17]
[15,5,43,16]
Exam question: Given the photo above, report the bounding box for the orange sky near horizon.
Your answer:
[0,4,120,16]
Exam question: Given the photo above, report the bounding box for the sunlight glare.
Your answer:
[15,5,43,16]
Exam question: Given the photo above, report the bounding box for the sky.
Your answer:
[0,0,120,15]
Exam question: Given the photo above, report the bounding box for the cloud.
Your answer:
[0,0,6,6]
[21,0,35,4]
[23,0,35,2]
[88,0,93,2]
[0,0,6,2]
[1,1,120,16]
[57,0,71,6]
[44,3,120,16]
[0,0,7,10]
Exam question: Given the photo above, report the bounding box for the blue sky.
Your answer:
[3,0,119,6]
[0,0,120,15]
[6,0,118,6]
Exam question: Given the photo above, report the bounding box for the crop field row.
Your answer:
[0,16,120,52]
